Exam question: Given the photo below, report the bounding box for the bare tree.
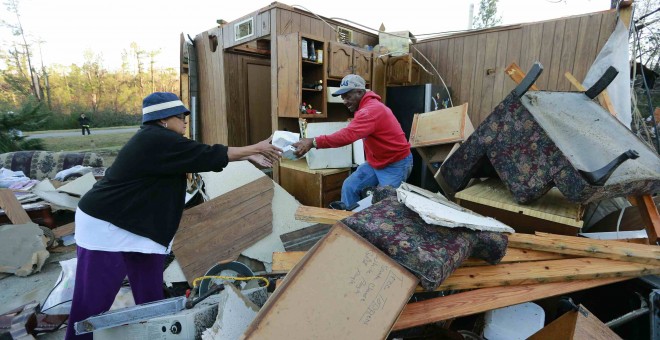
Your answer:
[3,0,40,100]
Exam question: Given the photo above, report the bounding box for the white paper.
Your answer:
[272,130,300,160]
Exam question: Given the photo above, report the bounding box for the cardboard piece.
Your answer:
[242,223,418,339]
[33,179,79,211]
[304,122,352,169]
[56,172,97,197]
[529,304,622,340]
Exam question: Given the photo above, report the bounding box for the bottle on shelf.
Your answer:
[315,80,323,91]
[301,38,309,60]
[309,41,316,62]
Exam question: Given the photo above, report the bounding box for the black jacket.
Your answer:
[78,116,90,126]
[78,125,229,246]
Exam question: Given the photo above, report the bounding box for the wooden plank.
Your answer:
[445,39,455,94]
[491,30,509,107]
[271,247,573,273]
[529,304,622,339]
[564,71,617,117]
[503,28,523,95]
[557,17,581,91]
[546,19,566,91]
[480,32,499,116]
[52,222,75,239]
[276,33,301,118]
[536,21,556,90]
[173,176,273,285]
[0,189,31,225]
[633,195,660,244]
[575,14,603,82]
[595,11,617,55]
[451,38,464,102]
[459,35,478,110]
[295,205,353,224]
[505,62,540,91]
[508,232,660,265]
[279,223,332,251]
[432,257,660,291]
[471,34,487,122]
[392,277,627,331]
[243,223,418,340]
[455,178,583,227]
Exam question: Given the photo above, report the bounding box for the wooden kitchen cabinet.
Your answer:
[277,33,327,118]
[327,41,372,81]
[279,158,350,208]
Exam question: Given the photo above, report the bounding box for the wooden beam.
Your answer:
[507,232,660,265]
[392,278,627,331]
[505,62,539,91]
[632,195,660,244]
[564,71,617,117]
[0,189,31,225]
[272,248,573,273]
[295,205,353,225]
[429,257,659,291]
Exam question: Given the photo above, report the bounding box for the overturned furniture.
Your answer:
[439,63,660,204]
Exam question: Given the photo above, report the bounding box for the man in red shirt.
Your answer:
[294,74,412,208]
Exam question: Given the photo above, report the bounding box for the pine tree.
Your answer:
[473,0,502,29]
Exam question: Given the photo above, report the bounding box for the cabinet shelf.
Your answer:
[302,60,323,66]
[302,88,323,92]
[300,113,326,119]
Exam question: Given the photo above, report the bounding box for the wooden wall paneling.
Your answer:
[372,55,388,100]
[546,19,566,91]
[310,18,324,38]
[436,40,448,85]
[460,35,478,120]
[225,53,246,146]
[491,30,509,106]
[536,21,556,89]
[596,11,617,56]
[290,12,302,35]
[277,33,301,118]
[480,32,499,118]
[557,17,581,91]
[278,9,293,35]
[270,8,280,183]
[196,29,228,144]
[257,10,270,37]
[521,23,543,76]
[471,34,487,123]
[244,57,272,145]
[299,14,311,35]
[195,32,209,143]
[323,22,335,41]
[445,39,455,96]
[451,38,464,103]
[503,28,522,96]
[572,14,603,83]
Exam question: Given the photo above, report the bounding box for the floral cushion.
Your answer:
[342,187,508,291]
[0,151,104,180]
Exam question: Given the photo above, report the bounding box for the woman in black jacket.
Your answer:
[65,92,281,340]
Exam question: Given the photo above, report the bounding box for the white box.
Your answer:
[305,122,352,169]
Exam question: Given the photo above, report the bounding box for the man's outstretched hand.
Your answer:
[293,137,314,158]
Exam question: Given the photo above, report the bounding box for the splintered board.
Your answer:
[242,223,418,340]
[173,176,273,285]
[409,103,473,148]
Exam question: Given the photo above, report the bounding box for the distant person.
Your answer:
[64,92,282,340]
[78,113,91,135]
[293,74,412,209]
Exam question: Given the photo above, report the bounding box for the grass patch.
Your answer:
[29,125,140,134]
[41,133,136,152]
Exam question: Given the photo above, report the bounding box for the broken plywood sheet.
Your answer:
[33,179,79,211]
[173,175,273,285]
[242,223,418,340]
[529,304,622,340]
[0,222,49,276]
[200,161,313,265]
[56,172,96,197]
[409,103,473,147]
[201,285,259,340]
[396,185,515,233]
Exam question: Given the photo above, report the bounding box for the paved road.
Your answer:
[26,127,139,139]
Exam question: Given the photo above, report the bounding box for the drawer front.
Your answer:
[322,171,350,191]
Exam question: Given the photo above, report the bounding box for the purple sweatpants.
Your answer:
[65,246,166,340]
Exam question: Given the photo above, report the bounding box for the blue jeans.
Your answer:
[341,153,413,206]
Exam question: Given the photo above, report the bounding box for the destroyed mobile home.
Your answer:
[2,1,660,339]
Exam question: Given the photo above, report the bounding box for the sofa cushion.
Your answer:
[0,151,104,180]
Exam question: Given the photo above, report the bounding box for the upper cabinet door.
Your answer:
[327,42,353,79]
[277,33,302,118]
[352,49,372,82]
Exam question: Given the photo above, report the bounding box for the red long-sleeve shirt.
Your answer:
[315,92,410,169]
